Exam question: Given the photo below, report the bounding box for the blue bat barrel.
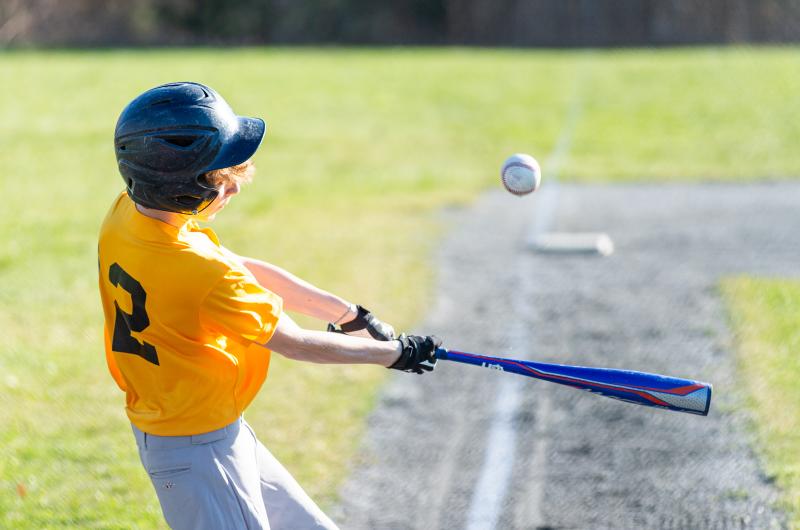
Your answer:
[436,348,712,416]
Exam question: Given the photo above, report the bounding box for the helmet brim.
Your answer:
[207,116,266,172]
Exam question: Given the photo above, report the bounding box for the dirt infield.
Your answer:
[334,183,799,530]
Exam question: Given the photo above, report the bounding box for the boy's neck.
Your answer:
[135,203,188,228]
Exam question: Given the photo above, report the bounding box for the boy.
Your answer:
[98,82,439,529]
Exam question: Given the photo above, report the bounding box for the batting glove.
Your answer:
[327,305,396,341]
[389,334,440,374]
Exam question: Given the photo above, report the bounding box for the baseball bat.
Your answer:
[435,348,712,416]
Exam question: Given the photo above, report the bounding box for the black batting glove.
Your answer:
[327,305,395,341]
[389,334,440,374]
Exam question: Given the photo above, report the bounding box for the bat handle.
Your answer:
[435,347,450,360]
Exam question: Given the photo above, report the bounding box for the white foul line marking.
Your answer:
[464,375,523,530]
[464,56,591,530]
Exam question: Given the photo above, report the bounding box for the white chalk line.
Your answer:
[464,55,591,530]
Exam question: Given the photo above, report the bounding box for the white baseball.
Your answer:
[501,153,541,196]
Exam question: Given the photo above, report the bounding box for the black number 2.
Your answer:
[109,263,160,366]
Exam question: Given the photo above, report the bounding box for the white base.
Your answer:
[528,232,614,256]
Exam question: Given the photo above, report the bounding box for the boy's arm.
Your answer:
[264,313,438,373]
[237,255,356,323]
[234,254,395,340]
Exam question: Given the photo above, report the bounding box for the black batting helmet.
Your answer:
[114,82,266,214]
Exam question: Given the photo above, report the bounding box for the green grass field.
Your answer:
[1,46,799,528]
[723,278,800,527]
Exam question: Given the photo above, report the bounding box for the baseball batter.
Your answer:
[97,82,439,529]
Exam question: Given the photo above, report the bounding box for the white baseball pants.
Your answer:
[131,418,338,530]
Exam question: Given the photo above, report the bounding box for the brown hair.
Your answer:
[203,159,255,188]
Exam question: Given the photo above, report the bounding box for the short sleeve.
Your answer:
[200,267,283,345]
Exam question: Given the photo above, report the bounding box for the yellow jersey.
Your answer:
[98,193,282,436]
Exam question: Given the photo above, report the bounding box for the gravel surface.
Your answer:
[334,183,799,530]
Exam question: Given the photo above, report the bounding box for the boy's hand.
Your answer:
[389,334,440,374]
[328,305,395,341]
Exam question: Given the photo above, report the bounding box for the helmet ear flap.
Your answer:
[171,174,219,213]
[196,172,212,188]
